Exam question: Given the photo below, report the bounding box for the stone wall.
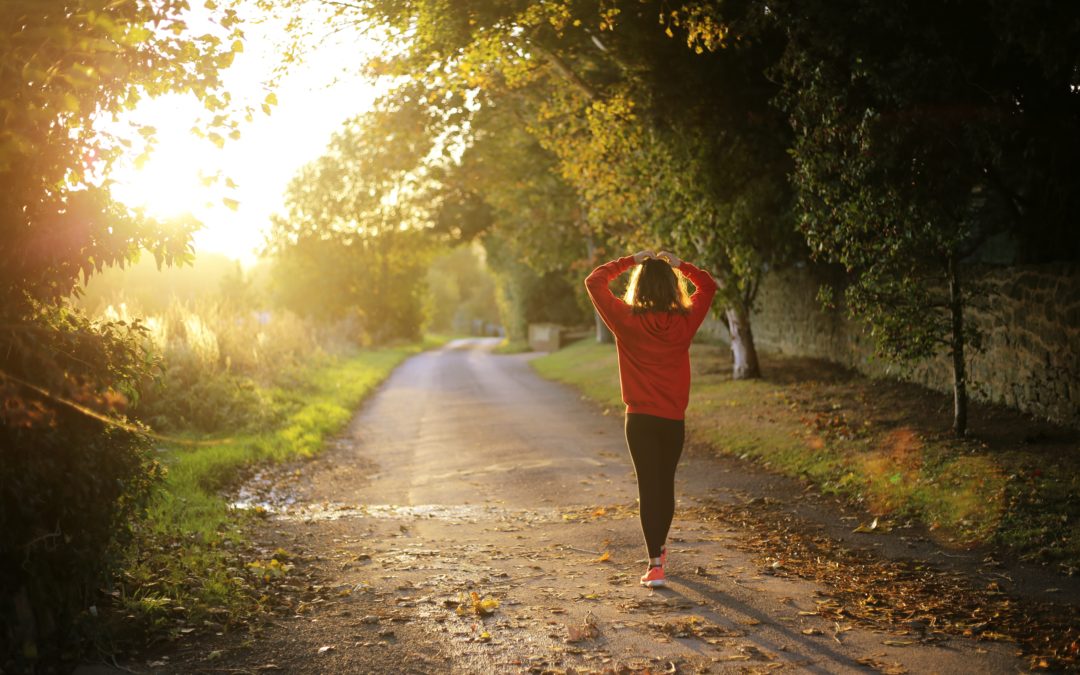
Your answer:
[701,263,1080,429]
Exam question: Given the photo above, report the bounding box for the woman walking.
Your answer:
[585,249,718,588]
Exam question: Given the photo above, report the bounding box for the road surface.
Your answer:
[143,338,1023,674]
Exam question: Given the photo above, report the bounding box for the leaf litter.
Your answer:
[566,613,601,643]
[689,498,1080,671]
[455,590,499,617]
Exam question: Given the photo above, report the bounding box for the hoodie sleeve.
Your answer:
[680,261,719,334]
[584,256,635,335]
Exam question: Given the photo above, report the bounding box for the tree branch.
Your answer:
[525,40,599,102]
[983,164,1028,222]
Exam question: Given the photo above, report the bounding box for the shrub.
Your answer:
[104,300,323,434]
[0,304,162,670]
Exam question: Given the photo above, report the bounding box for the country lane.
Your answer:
[137,338,1023,674]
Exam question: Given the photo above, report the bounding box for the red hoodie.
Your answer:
[585,256,718,421]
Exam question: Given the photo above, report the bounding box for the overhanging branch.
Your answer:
[525,40,599,102]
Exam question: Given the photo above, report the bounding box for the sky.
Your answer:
[108,5,386,266]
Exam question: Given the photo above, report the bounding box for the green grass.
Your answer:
[493,338,532,354]
[116,341,435,635]
[533,340,1080,569]
[530,340,622,406]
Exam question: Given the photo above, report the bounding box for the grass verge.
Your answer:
[493,338,531,354]
[108,338,442,644]
[532,339,1080,572]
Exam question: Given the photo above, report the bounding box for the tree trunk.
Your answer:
[947,254,968,436]
[583,233,613,343]
[595,312,614,343]
[725,304,761,379]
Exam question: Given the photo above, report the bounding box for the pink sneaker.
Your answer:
[660,546,667,568]
[640,565,666,588]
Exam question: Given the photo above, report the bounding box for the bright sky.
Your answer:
[108,5,386,266]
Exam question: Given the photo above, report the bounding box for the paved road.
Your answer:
[145,338,1024,673]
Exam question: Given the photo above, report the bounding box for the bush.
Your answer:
[0,420,161,669]
[103,300,323,434]
[0,305,162,670]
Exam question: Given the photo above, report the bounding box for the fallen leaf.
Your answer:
[456,591,499,616]
[566,615,600,643]
[853,517,879,534]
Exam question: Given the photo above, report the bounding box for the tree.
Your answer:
[338,0,803,377]
[771,0,1080,434]
[432,101,595,341]
[265,102,437,342]
[0,1,244,306]
[425,244,501,335]
[0,1,244,664]
[1,0,246,421]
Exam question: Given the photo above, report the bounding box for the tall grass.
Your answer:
[102,299,353,433]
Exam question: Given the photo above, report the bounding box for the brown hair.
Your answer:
[622,258,692,314]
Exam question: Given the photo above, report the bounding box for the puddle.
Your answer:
[228,464,564,524]
[231,500,561,524]
[424,457,605,482]
[230,467,299,512]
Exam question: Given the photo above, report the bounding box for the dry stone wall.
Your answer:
[701,263,1080,429]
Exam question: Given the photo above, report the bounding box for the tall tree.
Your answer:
[433,101,595,341]
[770,0,1080,434]
[266,101,437,342]
[0,0,244,663]
[333,0,802,378]
[0,1,244,306]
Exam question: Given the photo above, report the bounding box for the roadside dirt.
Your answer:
[112,339,1079,674]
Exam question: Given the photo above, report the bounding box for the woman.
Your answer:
[585,249,718,588]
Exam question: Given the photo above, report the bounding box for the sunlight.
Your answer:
[109,97,222,221]
[105,4,387,265]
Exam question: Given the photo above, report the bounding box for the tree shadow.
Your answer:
[647,577,872,673]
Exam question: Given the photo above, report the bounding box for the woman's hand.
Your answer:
[632,249,655,264]
[656,251,682,267]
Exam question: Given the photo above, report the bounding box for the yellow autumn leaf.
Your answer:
[460,591,498,616]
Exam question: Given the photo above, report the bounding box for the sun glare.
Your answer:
[105,5,386,266]
[110,99,223,221]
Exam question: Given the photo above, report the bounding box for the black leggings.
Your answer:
[624,413,685,559]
